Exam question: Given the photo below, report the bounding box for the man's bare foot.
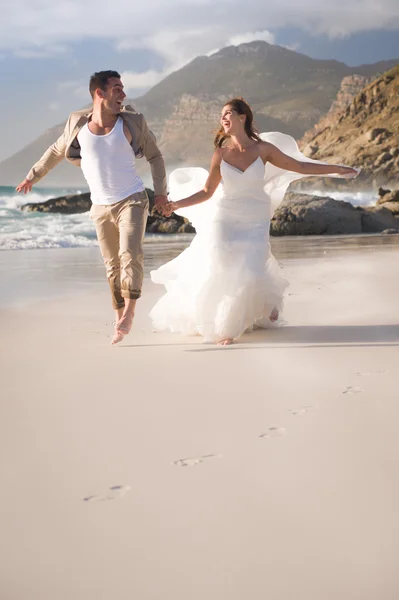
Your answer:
[269,307,279,322]
[111,328,125,345]
[111,312,134,345]
[217,338,234,346]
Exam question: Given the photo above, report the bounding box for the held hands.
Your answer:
[154,195,178,217]
[16,178,33,194]
[161,201,178,217]
[154,195,168,212]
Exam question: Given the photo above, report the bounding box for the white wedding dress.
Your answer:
[150,133,349,343]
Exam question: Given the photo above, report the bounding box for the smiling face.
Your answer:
[220,104,246,135]
[97,77,126,113]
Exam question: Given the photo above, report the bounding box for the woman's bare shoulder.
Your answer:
[256,140,274,159]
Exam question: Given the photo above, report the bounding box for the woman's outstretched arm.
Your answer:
[261,142,358,178]
[163,150,222,215]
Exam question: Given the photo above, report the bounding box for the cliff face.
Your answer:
[299,65,399,189]
[300,74,372,147]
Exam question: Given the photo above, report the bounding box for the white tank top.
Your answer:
[77,116,145,205]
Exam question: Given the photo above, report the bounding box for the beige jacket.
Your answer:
[27,105,167,197]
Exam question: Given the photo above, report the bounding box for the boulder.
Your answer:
[271,193,399,236]
[21,188,156,214]
[375,152,393,168]
[366,128,392,143]
[378,187,391,198]
[21,192,91,214]
[146,208,195,234]
[376,201,399,216]
[271,193,363,236]
[360,206,399,232]
[377,188,399,205]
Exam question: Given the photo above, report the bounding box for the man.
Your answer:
[17,70,168,344]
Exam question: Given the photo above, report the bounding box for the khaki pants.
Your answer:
[90,191,149,309]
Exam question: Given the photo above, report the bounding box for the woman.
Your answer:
[150,98,358,345]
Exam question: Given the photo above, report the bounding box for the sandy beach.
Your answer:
[1,237,399,599]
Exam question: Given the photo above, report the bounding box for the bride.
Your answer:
[150,98,358,345]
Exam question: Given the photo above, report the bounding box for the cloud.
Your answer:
[1,0,398,60]
[0,0,398,105]
[56,79,91,101]
[208,29,276,56]
[120,69,172,91]
[14,43,69,59]
[57,80,82,91]
[228,30,276,46]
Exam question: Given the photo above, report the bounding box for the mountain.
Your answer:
[299,65,399,190]
[0,41,397,187]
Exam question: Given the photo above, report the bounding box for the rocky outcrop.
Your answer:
[270,192,399,236]
[21,192,92,214]
[146,211,195,234]
[298,65,399,190]
[361,206,399,233]
[376,188,399,215]
[20,189,195,234]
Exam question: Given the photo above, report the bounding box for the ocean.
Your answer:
[0,184,379,251]
[0,185,193,251]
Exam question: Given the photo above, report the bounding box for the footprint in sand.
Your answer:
[259,427,286,439]
[173,454,221,467]
[288,405,318,416]
[342,386,363,395]
[356,370,388,377]
[83,485,131,502]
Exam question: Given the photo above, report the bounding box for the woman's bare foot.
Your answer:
[269,307,279,322]
[217,338,234,346]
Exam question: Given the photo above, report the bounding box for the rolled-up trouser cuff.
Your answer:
[113,300,126,310]
[122,289,141,300]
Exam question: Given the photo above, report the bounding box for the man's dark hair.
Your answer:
[89,70,121,99]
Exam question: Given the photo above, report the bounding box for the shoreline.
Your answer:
[1,233,399,308]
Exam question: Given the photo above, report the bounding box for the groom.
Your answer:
[16,70,168,344]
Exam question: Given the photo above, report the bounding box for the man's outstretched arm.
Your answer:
[16,116,71,193]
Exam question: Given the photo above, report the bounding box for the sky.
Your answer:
[0,0,398,162]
